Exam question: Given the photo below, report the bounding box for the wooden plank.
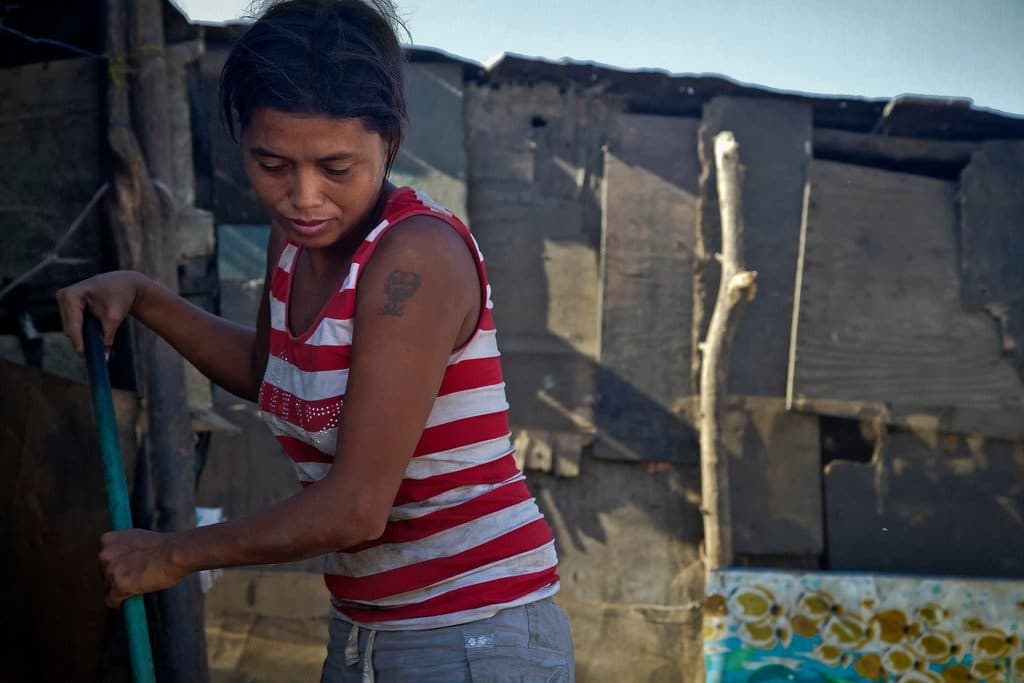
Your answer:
[465,83,606,353]
[825,429,1024,577]
[674,396,823,556]
[694,97,812,397]
[594,113,699,462]
[391,62,468,219]
[789,160,1024,440]
[813,128,979,179]
[959,141,1024,381]
[0,58,103,284]
[501,347,596,434]
[197,47,266,224]
[482,54,889,133]
[872,95,973,137]
[464,82,609,434]
[873,94,1024,140]
[513,428,589,477]
[723,397,823,557]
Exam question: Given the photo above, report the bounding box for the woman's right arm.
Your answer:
[57,227,284,403]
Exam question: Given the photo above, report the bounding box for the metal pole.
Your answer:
[83,313,156,683]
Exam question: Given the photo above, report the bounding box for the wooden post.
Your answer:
[104,1,209,680]
[699,132,757,574]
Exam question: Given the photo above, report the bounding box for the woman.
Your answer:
[56,1,573,680]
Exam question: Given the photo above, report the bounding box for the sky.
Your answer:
[174,0,1024,116]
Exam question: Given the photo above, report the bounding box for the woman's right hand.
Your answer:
[56,270,148,356]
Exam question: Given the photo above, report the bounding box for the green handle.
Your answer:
[83,313,156,683]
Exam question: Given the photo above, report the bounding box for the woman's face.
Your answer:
[242,107,390,251]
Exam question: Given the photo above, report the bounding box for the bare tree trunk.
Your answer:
[105,1,209,680]
[699,132,758,574]
[104,0,148,273]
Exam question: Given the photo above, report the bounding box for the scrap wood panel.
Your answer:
[673,396,824,556]
[825,428,1024,578]
[873,93,1024,140]
[464,82,606,452]
[0,57,104,287]
[788,159,1024,440]
[390,61,469,219]
[723,397,823,557]
[693,96,812,398]
[959,140,1024,382]
[595,112,699,462]
[812,127,980,179]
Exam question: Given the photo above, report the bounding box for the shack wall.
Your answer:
[190,48,1024,682]
[4,22,1024,681]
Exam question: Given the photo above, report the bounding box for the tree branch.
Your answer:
[699,131,758,574]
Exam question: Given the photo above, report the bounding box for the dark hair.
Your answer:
[220,0,408,174]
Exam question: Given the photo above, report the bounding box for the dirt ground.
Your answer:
[205,569,329,683]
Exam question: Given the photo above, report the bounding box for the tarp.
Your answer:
[0,359,138,682]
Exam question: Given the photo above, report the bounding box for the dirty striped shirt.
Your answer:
[257,186,560,630]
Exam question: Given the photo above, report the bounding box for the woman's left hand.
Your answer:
[99,529,188,608]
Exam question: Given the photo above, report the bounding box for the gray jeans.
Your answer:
[321,598,574,682]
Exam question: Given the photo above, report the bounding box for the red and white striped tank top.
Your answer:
[257,187,559,630]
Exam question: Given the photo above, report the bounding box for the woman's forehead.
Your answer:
[244,108,381,156]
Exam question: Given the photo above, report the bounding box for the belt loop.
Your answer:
[344,623,360,667]
[361,628,378,683]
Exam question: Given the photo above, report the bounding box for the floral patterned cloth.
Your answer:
[704,569,1024,682]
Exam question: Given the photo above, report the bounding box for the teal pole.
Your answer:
[83,313,156,683]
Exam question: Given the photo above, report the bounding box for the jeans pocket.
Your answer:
[466,645,569,683]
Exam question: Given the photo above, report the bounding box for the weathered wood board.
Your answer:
[390,61,468,220]
[526,458,705,680]
[595,113,699,462]
[825,429,1024,577]
[873,94,1024,140]
[198,47,267,225]
[694,97,812,397]
[0,57,104,285]
[723,397,823,556]
[813,128,979,179]
[675,396,823,556]
[789,160,1024,440]
[959,141,1024,381]
[464,82,612,436]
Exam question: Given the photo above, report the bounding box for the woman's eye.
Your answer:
[259,163,286,173]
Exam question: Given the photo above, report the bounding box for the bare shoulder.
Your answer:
[376,214,474,266]
[367,215,479,293]
[354,214,480,337]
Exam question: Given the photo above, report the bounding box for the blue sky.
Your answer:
[175,0,1024,116]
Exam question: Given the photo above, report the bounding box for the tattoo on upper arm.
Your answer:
[378,269,422,317]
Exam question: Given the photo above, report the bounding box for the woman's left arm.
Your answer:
[99,216,481,608]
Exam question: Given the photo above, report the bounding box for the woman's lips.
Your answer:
[288,218,331,236]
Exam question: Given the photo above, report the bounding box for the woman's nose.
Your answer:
[289,169,324,211]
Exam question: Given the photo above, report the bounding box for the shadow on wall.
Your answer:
[462,81,707,681]
[826,426,1024,578]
